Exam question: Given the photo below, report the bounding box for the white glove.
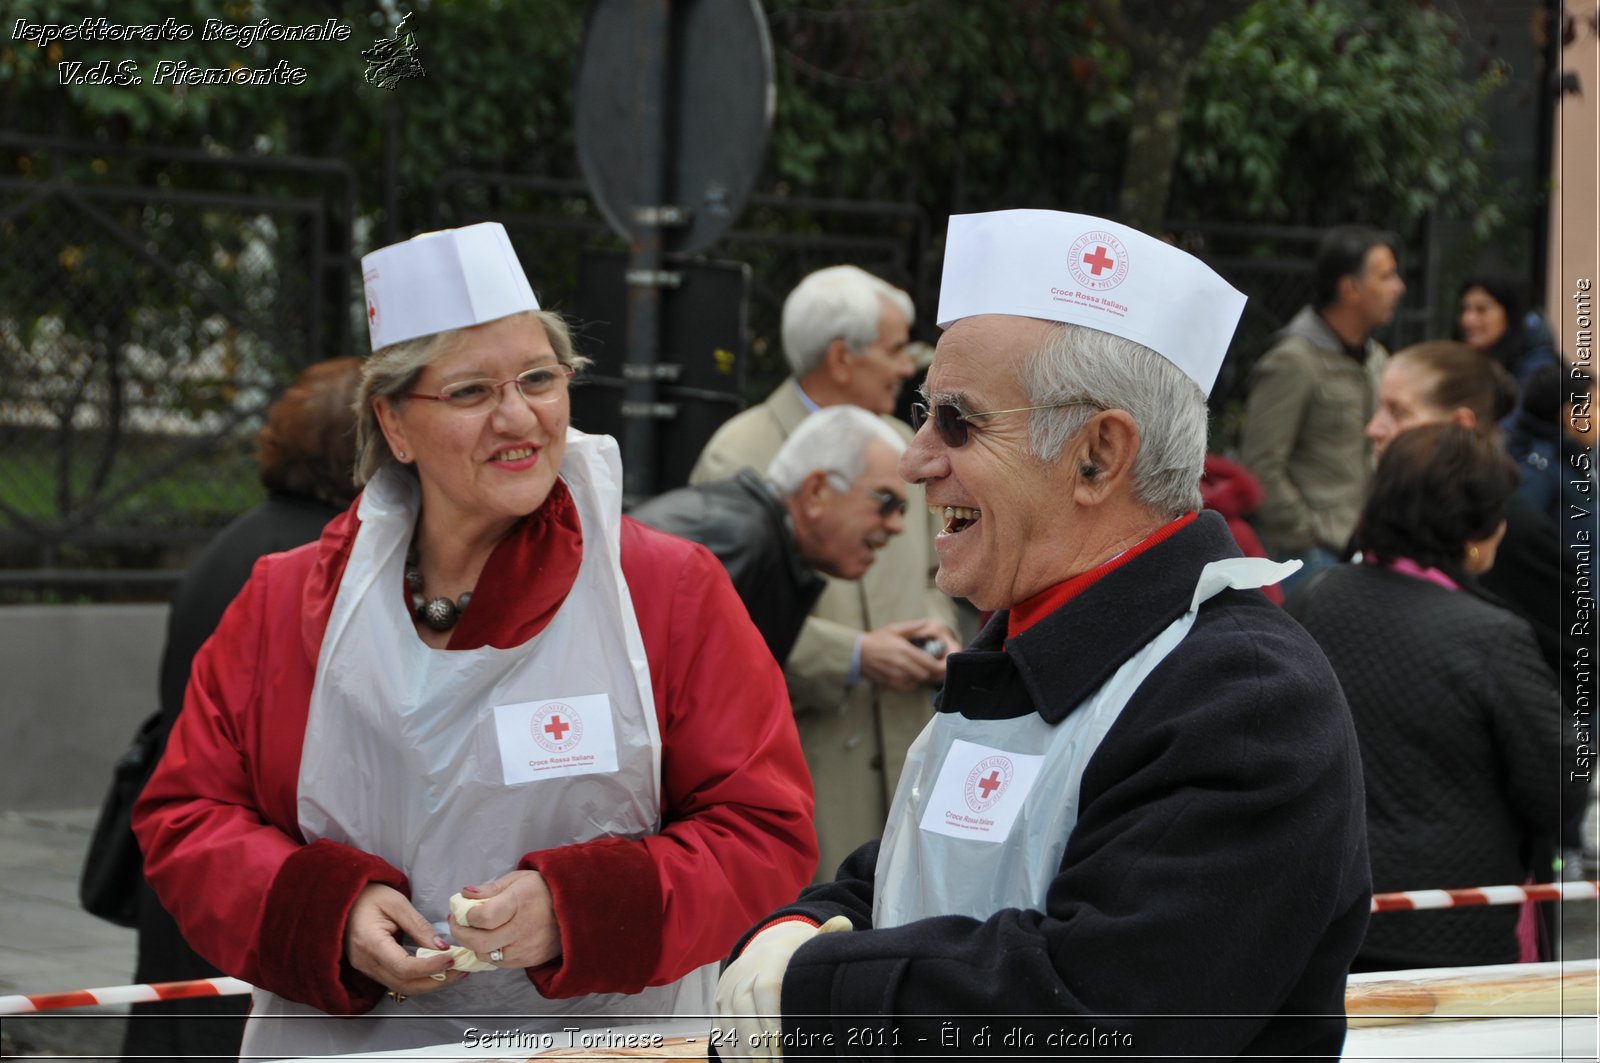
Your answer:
[714,915,852,1058]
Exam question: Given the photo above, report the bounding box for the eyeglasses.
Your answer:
[910,398,1104,448]
[408,364,573,411]
[865,487,908,518]
[825,474,908,518]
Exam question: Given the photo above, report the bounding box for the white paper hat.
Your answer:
[361,222,539,351]
[937,210,1246,396]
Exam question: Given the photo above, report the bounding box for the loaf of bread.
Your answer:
[1346,967,1599,1027]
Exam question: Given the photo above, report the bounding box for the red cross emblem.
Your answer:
[964,754,1014,812]
[531,702,583,752]
[1081,245,1115,276]
[368,301,377,322]
[1067,231,1131,291]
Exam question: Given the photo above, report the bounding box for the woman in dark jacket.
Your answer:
[1287,424,1580,971]
[1503,362,1594,528]
[1454,274,1559,389]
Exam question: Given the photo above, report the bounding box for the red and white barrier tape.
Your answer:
[0,975,252,1015]
[1372,880,1600,913]
[8,884,1600,1014]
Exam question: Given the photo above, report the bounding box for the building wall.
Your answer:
[1547,3,1600,341]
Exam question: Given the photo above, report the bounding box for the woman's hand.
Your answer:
[344,883,463,997]
[448,870,562,969]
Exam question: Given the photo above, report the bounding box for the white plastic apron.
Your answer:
[873,557,1296,928]
[243,431,714,1060]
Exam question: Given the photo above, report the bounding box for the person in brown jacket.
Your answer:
[1241,225,1405,587]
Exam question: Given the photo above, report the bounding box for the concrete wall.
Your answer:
[1,605,167,810]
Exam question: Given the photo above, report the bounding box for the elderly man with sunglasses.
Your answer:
[714,211,1371,1060]
[691,265,962,881]
[634,406,922,668]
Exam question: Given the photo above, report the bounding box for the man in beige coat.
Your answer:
[1241,225,1403,587]
[691,265,961,878]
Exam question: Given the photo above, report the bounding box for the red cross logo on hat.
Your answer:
[362,267,382,337]
[1068,230,1131,292]
[1082,245,1115,276]
[531,702,583,753]
[964,754,1015,813]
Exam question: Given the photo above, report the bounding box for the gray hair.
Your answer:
[1019,323,1208,515]
[781,265,914,379]
[353,309,589,486]
[767,405,906,495]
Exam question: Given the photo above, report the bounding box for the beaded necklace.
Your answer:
[405,547,472,631]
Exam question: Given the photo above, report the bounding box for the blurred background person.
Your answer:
[691,264,960,880]
[1364,341,1576,696]
[1366,339,1591,884]
[1504,362,1594,528]
[1454,274,1559,392]
[120,356,363,1063]
[1198,453,1283,605]
[134,223,814,1057]
[1287,423,1579,970]
[632,405,916,667]
[1242,225,1403,585]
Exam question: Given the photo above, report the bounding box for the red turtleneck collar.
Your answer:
[1006,512,1198,640]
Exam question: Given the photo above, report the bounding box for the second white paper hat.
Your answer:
[361,222,539,351]
[936,210,1246,396]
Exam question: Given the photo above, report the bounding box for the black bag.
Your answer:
[79,709,164,927]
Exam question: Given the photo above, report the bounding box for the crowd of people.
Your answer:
[95,208,1588,1061]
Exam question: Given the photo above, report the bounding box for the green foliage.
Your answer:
[1177,0,1507,234]
[763,0,1130,218]
[1,0,586,233]
[1,0,1509,239]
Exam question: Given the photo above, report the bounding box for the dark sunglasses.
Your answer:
[910,399,1104,448]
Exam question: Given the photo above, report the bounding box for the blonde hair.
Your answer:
[353,309,589,485]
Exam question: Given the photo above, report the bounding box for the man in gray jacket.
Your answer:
[1241,226,1405,580]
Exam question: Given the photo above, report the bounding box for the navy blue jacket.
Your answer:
[741,512,1370,1061]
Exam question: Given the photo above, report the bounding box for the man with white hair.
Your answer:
[692,266,960,879]
[715,212,1370,1059]
[633,406,923,667]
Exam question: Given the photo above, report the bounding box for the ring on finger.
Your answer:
[489,947,504,963]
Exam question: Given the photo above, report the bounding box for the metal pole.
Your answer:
[622,0,671,502]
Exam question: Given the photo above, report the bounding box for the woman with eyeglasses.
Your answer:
[133,224,816,1057]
